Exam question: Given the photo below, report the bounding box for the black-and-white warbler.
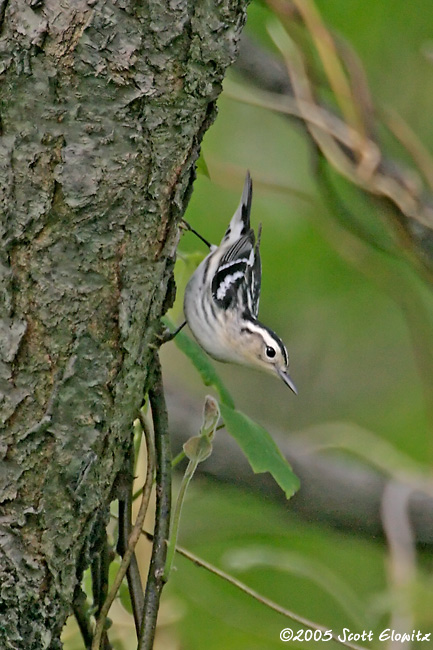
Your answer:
[183,171,297,394]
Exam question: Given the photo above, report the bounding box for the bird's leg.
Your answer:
[151,320,187,348]
[162,320,187,342]
[181,219,212,249]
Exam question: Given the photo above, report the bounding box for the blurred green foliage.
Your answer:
[64,0,433,648]
[164,482,387,650]
[161,0,433,647]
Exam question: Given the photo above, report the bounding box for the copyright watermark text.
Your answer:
[279,628,432,643]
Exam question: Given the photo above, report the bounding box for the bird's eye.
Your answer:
[265,346,276,358]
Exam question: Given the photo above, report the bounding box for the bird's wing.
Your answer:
[211,171,262,314]
[245,224,261,318]
[211,227,261,314]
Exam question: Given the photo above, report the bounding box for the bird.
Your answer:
[183,171,297,394]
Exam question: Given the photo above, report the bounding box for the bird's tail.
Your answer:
[222,170,253,243]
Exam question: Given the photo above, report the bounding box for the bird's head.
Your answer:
[235,319,297,394]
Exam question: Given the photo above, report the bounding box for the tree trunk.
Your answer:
[0,1,248,647]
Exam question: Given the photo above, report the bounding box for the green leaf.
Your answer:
[168,251,205,321]
[166,320,235,409]
[220,402,300,499]
[119,582,133,615]
[175,251,205,293]
[196,151,210,178]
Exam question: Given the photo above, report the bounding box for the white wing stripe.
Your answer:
[217,257,249,273]
[215,271,244,300]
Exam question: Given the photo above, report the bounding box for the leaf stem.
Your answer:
[171,449,186,468]
[164,396,219,581]
[163,456,198,581]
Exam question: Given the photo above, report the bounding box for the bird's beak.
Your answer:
[278,368,298,395]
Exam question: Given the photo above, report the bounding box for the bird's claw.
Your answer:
[151,321,186,349]
[151,327,173,348]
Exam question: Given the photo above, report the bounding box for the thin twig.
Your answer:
[138,355,172,649]
[73,586,94,650]
[223,79,376,158]
[381,483,416,642]
[117,442,145,636]
[92,412,155,650]
[141,530,367,650]
[383,107,433,192]
[175,548,367,650]
[291,0,364,135]
[99,540,113,650]
[241,20,433,230]
[90,515,112,650]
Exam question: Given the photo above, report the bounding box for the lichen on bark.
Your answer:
[0,1,249,647]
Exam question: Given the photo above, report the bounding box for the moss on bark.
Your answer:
[0,1,249,646]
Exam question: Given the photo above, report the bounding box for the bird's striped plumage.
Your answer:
[211,172,261,316]
[183,172,297,393]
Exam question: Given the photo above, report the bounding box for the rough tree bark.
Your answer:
[0,1,248,647]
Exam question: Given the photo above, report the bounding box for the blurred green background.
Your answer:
[64,0,433,648]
